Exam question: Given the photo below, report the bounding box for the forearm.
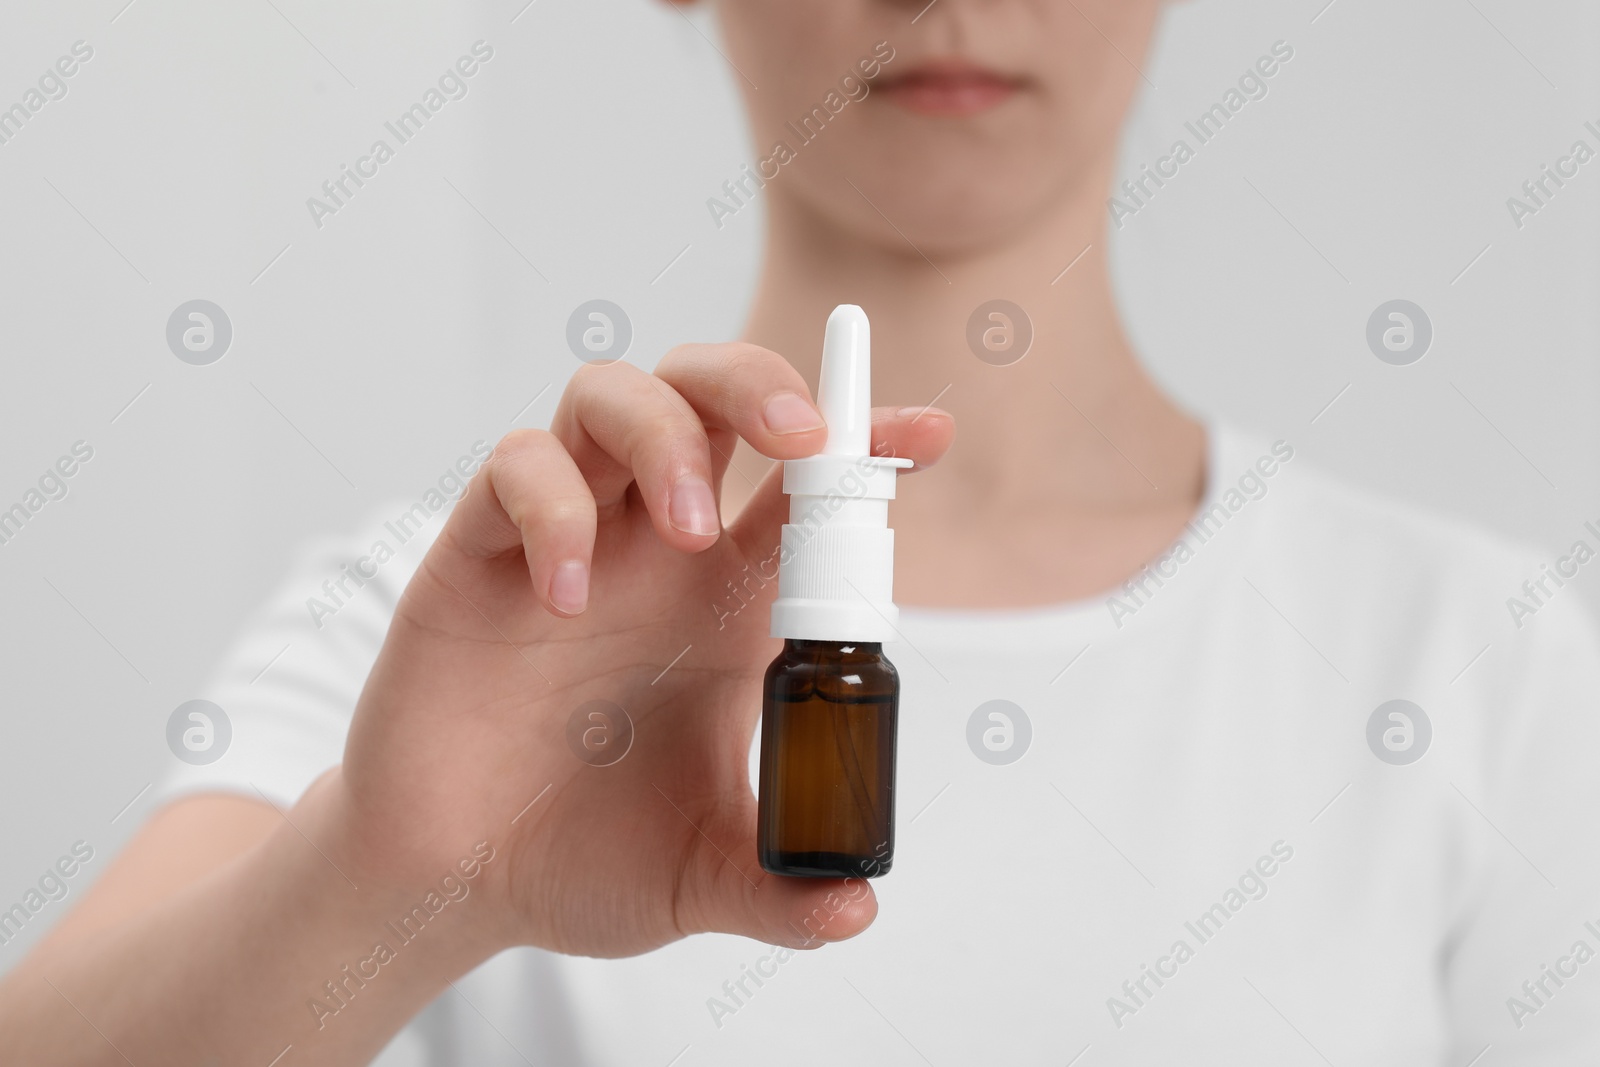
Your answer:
[0,779,497,1065]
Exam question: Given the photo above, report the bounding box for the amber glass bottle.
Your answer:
[757,639,897,879]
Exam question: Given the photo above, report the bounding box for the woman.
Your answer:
[6,1,1599,1063]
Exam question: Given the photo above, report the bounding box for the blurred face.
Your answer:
[715,0,1165,256]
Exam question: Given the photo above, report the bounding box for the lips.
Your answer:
[878,60,1020,117]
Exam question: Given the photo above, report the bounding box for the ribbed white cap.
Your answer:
[770,305,912,643]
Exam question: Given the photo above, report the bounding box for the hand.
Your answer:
[331,343,954,960]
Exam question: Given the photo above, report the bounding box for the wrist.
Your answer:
[242,771,504,1045]
[4,774,511,1066]
[293,767,509,970]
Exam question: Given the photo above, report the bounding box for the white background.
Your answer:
[0,0,1595,963]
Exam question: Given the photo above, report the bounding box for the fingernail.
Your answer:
[763,392,826,435]
[669,477,720,537]
[549,559,589,615]
[895,405,944,420]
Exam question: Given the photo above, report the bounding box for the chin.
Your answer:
[882,196,1049,259]
[798,156,1073,259]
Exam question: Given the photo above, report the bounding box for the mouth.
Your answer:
[877,59,1021,118]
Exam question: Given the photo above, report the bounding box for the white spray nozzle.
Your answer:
[818,304,872,457]
[769,304,912,643]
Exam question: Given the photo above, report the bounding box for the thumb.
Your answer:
[669,795,880,948]
[727,405,955,562]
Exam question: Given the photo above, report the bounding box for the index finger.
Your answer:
[652,343,831,469]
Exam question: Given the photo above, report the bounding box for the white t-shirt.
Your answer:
[161,425,1600,1066]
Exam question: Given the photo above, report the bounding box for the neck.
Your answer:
[741,173,1203,516]
[734,169,1207,609]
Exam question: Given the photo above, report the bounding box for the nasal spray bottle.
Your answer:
[757,305,912,879]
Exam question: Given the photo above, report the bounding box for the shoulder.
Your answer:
[155,502,447,807]
[1197,424,1600,729]
[1212,424,1585,632]
[1196,426,1600,802]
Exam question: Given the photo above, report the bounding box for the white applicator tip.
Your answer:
[818,304,872,457]
[770,304,908,643]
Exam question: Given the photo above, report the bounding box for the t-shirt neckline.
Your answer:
[896,421,1249,639]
